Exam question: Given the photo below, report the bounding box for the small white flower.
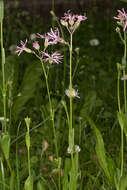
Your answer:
[0,117,9,122]
[67,147,72,154]
[74,145,81,153]
[67,145,81,154]
[65,88,80,98]
[89,38,100,46]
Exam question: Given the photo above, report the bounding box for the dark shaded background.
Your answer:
[4,0,127,19]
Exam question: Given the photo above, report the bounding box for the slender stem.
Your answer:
[52,0,55,12]
[120,31,127,177]
[1,21,7,133]
[28,147,31,177]
[123,31,127,113]
[69,33,75,190]
[1,159,6,190]
[117,68,121,113]
[16,142,20,190]
[40,59,58,158]
[69,34,73,132]
[121,127,124,177]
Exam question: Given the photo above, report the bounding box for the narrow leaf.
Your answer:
[9,171,15,190]
[37,180,45,190]
[1,134,10,160]
[24,176,33,190]
[87,117,112,183]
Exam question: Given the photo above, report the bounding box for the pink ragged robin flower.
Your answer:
[76,15,87,22]
[60,10,87,34]
[16,39,32,56]
[37,28,60,46]
[33,41,40,50]
[114,8,127,31]
[41,51,63,64]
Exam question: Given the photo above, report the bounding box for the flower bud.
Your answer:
[24,47,32,54]
[33,41,40,50]
[115,27,120,33]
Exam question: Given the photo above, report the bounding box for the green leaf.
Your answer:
[1,134,10,160]
[37,180,45,190]
[114,168,121,190]
[87,117,113,184]
[117,111,127,136]
[12,61,42,121]
[24,176,33,190]
[119,175,127,190]
[107,157,116,184]
[62,158,71,190]
[0,0,4,22]
[64,158,71,175]
[25,132,30,150]
[9,171,15,190]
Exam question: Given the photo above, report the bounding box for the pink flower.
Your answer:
[41,51,63,64]
[37,28,60,46]
[60,10,87,34]
[61,10,75,22]
[33,41,40,50]
[114,8,127,31]
[16,39,28,56]
[76,15,87,22]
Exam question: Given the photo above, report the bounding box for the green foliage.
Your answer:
[117,111,127,137]
[37,179,46,190]
[87,117,116,185]
[0,2,125,189]
[12,60,42,121]
[0,134,10,160]
[9,171,15,190]
[24,176,33,190]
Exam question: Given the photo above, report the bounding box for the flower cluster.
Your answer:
[67,145,81,154]
[16,10,87,64]
[60,10,87,34]
[114,8,127,31]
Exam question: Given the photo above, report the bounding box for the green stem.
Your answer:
[52,0,55,12]
[117,66,123,175]
[6,159,12,174]
[123,31,127,113]
[1,159,6,190]
[1,21,7,133]
[69,33,73,132]
[120,31,127,177]
[117,68,121,113]
[16,142,20,190]
[69,33,75,190]
[40,59,58,159]
[28,148,31,177]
